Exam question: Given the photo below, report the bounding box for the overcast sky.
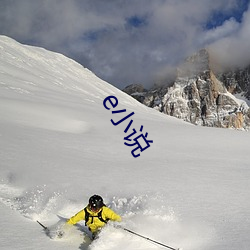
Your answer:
[0,0,249,89]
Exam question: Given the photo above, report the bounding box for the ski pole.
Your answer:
[122,227,180,250]
[37,220,48,231]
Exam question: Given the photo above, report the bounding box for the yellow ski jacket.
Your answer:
[67,206,121,233]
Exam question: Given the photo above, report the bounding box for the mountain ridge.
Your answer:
[123,49,250,130]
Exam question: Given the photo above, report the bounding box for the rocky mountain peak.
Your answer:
[177,49,210,78]
[123,49,250,130]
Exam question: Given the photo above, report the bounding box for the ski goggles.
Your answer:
[89,205,101,212]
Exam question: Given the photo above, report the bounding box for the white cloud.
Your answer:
[0,0,249,88]
[209,5,250,68]
[200,18,240,45]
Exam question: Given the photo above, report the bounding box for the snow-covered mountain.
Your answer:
[124,49,250,130]
[0,36,250,250]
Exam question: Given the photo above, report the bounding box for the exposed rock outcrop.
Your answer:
[123,49,250,130]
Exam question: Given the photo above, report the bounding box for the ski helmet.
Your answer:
[89,195,104,210]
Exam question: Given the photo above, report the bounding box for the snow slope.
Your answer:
[0,36,250,250]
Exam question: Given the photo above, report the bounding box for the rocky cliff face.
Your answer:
[123,49,250,130]
[217,66,250,99]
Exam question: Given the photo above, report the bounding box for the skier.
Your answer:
[66,194,122,239]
